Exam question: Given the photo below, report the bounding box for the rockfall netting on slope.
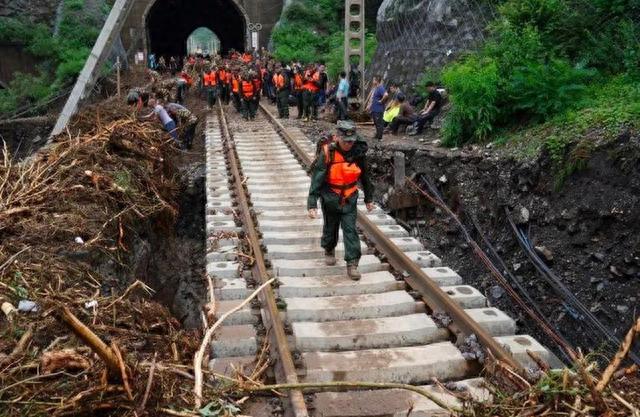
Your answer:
[369,0,496,88]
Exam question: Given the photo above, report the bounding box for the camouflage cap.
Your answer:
[336,120,357,140]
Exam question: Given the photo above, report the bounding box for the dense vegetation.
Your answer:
[437,0,640,151]
[0,0,107,116]
[271,0,377,79]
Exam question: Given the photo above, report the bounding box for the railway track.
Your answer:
[203,102,561,416]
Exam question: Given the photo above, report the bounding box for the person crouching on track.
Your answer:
[166,102,198,149]
[307,121,374,280]
[141,98,182,147]
[240,72,257,120]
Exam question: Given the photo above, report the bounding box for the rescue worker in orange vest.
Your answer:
[272,65,289,118]
[240,72,257,120]
[292,66,304,119]
[217,66,229,105]
[307,121,374,280]
[231,70,242,111]
[302,65,321,121]
[203,67,218,109]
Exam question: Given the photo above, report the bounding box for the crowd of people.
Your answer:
[126,47,444,149]
[124,47,445,278]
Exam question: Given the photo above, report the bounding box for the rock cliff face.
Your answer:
[370,0,492,90]
[0,0,59,25]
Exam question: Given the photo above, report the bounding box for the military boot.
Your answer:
[324,249,336,266]
[346,262,361,281]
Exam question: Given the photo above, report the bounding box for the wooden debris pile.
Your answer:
[0,103,227,416]
[465,318,640,416]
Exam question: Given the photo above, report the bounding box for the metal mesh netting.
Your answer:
[368,0,497,88]
[368,0,640,92]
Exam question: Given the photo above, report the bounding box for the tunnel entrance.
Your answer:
[146,0,247,58]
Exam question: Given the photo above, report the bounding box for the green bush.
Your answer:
[272,23,320,63]
[503,59,594,121]
[441,57,500,145]
[273,0,376,86]
[324,32,377,80]
[0,3,104,115]
[436,0,640,146]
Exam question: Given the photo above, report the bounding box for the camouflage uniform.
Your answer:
[166,103,198,149]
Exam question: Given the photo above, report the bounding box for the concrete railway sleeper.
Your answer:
[203,103,562,416]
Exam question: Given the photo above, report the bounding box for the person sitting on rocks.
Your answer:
[410,81,443,135]
[389,93,417,135]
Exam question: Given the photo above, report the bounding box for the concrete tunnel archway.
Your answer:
[145,0,249,57]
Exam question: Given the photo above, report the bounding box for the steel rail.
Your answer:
[259,102,523,372]
[217,104,309,417]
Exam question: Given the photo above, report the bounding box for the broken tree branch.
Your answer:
[138,352,157,413]
[193,277,275,409]
[239,381,461,413]
[59,305,121,380]
[0,325,33,368]
[597,317,640,392]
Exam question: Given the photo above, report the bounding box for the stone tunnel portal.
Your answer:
[146,0,248,57]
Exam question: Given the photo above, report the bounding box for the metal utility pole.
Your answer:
[49,0,134,139]
[344,0,366,104]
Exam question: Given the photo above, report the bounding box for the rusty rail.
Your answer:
[259,102,523,372]
[217,104,309,417]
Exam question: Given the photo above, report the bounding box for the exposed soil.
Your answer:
[132,90,209,328]
[273,101,640,365]
[381,130,640,364]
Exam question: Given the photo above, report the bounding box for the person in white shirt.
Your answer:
[141,98,180,146]
[335,71,350,120]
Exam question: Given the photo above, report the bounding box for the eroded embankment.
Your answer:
[0,99,211,416]
[368,131,640,363]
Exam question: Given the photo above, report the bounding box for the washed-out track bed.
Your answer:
[203,102,561,417]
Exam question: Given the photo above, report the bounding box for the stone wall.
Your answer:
[369,0,493,92]
[0,0,59,26]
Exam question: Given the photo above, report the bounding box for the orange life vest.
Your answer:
[304,71,320,92]
[293,74,303,91]
[252,77,262,92]
[226,73,233,84]
[232,76,240,93]
[217,69,227,84]
[203,72,217,86]
[241,80,254,98]
[273,74,285,89]
[323,143,361,203]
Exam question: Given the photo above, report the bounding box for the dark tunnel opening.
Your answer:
[146,0,246,58]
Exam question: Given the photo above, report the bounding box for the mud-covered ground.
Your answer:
[135,91,209,328]
[382,131,640,364]
[273,100,639,365]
